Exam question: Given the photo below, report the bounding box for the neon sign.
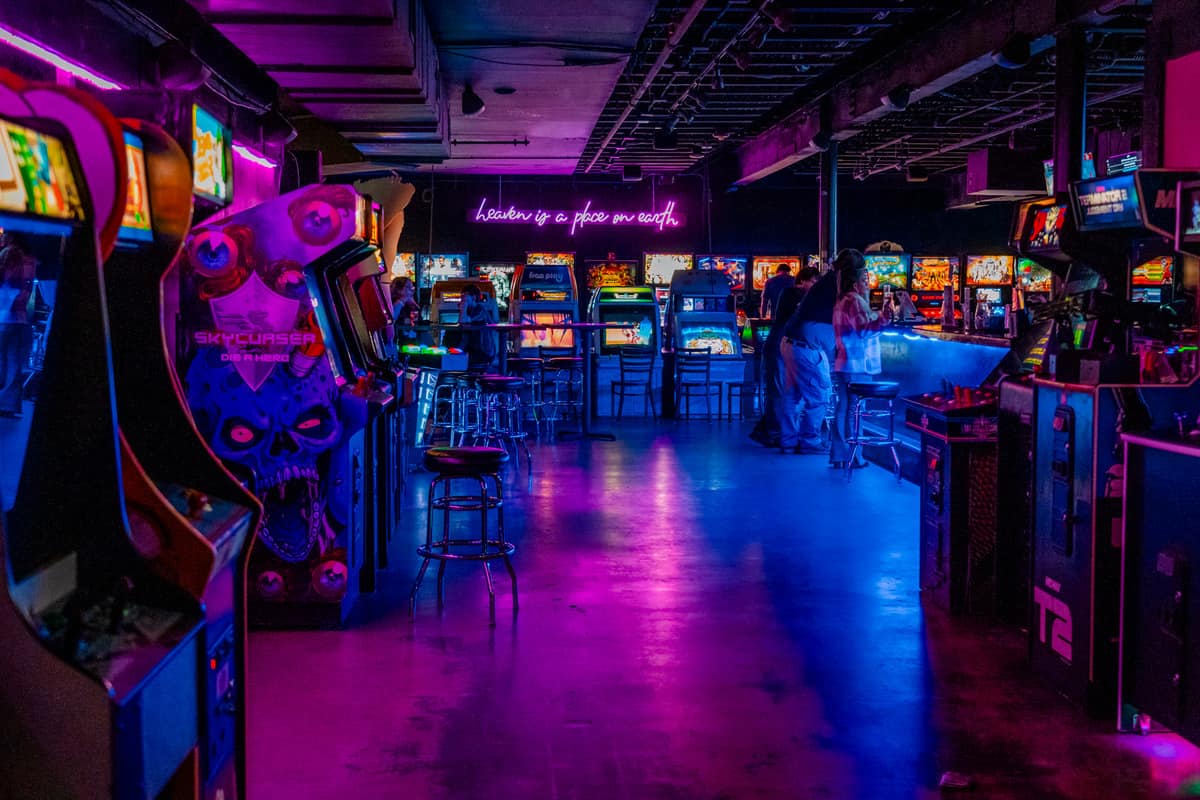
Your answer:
[471,197,684,235]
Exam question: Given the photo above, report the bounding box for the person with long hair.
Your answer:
[830,254,889,468]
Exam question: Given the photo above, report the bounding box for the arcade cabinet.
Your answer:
[0,110,208,800]
[697,254,748,301]
[963,254,1015,334]
[864,253,911,308]
[102,117,261,800]
[909,256,960,321]
[583,255,638,317]
[645,252,694,324]
[306,205,401,592]
[1023,169,1200,712]
[1115,178,1200,743]
[663,270,747,416]
[429,277,497,344]
[510,260,579,356]
[749,255,798,316]
[588,285,662,416]
[474,261,519,318]
[173,184,378,629]
[416,252,469,308]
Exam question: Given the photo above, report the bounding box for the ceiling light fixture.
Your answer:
[462,85,485,116]
[0,24,124,90]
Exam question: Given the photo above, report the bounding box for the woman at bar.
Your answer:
[830,260,890,469]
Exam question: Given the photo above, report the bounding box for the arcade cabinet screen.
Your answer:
[1183,186,1200,241]
[1073,174,1142,231]
[645,253,693,285]
[599,310,654,348]
[526,252,575,267]
[475,262,518,310]
[191,105,231,205]
[806,254,822,270]
[418,253,469,288]
[392,252,416,279]
[119,131,153,243]
[0,121,83,219]
[1042,152,1096,195]
[864,254,909,290]
[1018,258,1054,293]
[678,324,737,355]
[751,256,800,291]
[974,287,1002,306]
[697,255,748,291]
[909,257,959,292]
[1026,204,1067,251]
[1132,256,1174,286]
[1132,287,1163,303]
[965,255,1014,286]
[519,312,574,349]
[586,260,637,289]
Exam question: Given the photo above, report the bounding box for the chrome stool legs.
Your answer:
[845,393,902,483]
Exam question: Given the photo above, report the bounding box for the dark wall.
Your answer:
[396,173,1017,263]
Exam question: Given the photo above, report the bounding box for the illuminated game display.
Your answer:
[1179,181,1200,253]
[585,258,638,289]
[678,323,737,355]
[392,251,416,279]
[601,309,654,348]
[118,131,153,243]
[418,253,469,288]
[1,119,83,219]
[864,254,910,289]
[475,262,519,310]
[645,252,693,285]
[806,254,822,270]
[697,255,748,291]
[910,256,959,291]
[965,255,1014,286]
[751,256,800,291]
[1072,174,1142,231]
[1027,204,1067,251]
[191,104,231,204]
[520,311,575,349]
[1131,255,1174,286]
[1018,258,1054,293]
[526,251,575,267]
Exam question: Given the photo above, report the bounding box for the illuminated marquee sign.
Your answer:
[472,197,684,235]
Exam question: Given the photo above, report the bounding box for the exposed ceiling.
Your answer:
[832,27,1147,182]
[182,0,1149,184]
[578,0,968,177]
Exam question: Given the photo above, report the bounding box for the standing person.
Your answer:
[776,267,830,454]
[0,245,33,417]
[458,283,498,369]
[759,263,795,318]
[749,285,803,448]
[785,250,859,457]
[830,258,890,469]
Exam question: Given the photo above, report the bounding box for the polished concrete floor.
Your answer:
[247,420,1200,799]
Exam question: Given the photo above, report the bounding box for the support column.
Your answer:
[1053,28,1087,196]
[1142,0,1200,167]
[818,141,838,263]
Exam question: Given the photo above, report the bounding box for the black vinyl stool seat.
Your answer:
[846,381,899,399]
[410,446,517,623]
[476,374,525,393]
[545,356,583,370]
[423,445,509,474]
[844,381,902,483]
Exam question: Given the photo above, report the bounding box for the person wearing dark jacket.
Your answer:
[776,267,828,453]
[759,263,795,318]
[749,285,803,447]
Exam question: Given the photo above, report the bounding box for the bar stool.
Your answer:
[505,357,544,429]
[430,371,470,445]
[409,446,517,623]
[541,353,583,433]
[845,381,902,482]
[474,374,532,471]
[725,381,762,421]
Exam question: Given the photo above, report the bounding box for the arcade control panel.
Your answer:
[905,387,998,440]
[400,344,468,371]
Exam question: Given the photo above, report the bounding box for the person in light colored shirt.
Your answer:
[830,264,889,468]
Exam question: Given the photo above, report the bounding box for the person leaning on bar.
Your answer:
[830,254,891,469]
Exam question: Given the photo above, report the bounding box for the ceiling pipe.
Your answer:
[858,81,1140,179]
[582,0,708,173]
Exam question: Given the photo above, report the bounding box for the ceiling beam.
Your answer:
[728,0,1118,186]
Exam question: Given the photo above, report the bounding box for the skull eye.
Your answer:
[222,418,265,450]
[293,406,334,440]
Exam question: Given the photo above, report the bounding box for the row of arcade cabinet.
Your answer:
[909,166,1200,750]
[0,78,256,800]
[397,250,823,328]
[0,75,407,797]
